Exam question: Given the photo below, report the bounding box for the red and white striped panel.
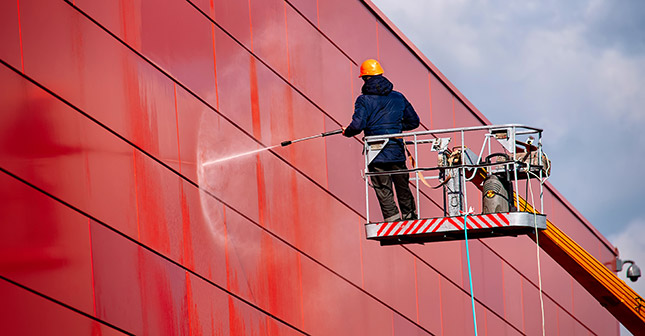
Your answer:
[374,213,511,238]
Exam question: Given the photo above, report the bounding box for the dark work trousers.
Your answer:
[368,161,417,222]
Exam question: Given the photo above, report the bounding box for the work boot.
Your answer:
[384,214,401,222]
[402,212,417,220]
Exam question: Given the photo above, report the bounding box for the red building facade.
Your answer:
[0,0,620,334]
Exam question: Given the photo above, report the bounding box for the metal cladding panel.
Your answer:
[318,0,378,63]
[299,254,395,335]
[214,28,254,132]
[483,235,541,284]
[0,65,140,239]
[521,277,541,334]
[254,60,294,146]
[468,241,505,317]
[185,272,231,335]
[0,280,127,336]
[0,0,21,71]
[325,116,367,213]
[393,312,428,336]
[485,309,513,336]
[197,102,262,225]
[250,0,290,79]
[414,260,443,334]
[182,182,227,285]
[439,275,475,335]
[408,240,466,292]
[362,239,418,319]
[549,188,608,260]
[0,174,94,315]
[0,0,619,335]
[288,0,318,26]
[502,262,526,330]
[285,5,354,125]
[538,249,575,313]
[273,77,329,186]
[139,0,218,110]
[429,74,456,130]
[294,169,364,285]
[211,0,253,50]
[223,206,304,326]
[571,274,619,336]
[377,22,432,129]
[90,221,146,334]
[134,150,185,261]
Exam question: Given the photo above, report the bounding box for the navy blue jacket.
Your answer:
[344,75,420,163]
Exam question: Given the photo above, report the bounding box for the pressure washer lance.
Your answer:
[280,129,343,147]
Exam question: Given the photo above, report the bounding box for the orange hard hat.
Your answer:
[359,59,384,77]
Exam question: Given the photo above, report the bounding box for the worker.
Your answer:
[343,59,420,222]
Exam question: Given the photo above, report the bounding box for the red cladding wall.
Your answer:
[0,0,619,335]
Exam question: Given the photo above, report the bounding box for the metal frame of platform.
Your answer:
[363,124,548,222]
[366,212,547,245]
[362,124,549,245]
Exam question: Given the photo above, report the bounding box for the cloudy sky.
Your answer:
[370,0,645,332]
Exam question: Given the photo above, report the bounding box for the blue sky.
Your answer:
[370,0,645,332]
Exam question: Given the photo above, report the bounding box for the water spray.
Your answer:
[280,129,343,147]
[202,145,279,166]
[201,129,343,167]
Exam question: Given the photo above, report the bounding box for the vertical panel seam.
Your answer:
[211,21,220,110]
[88,218,98,317]
[414,257,420,323]
[16,0,25,73]
[174,83,181,174]
[133,148,141,240]
[439,275,444,336]
[247,0,254,52]
[284,1,292,81]
[375,19,380,61]
[428,72,433,129]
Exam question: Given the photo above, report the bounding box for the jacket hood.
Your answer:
[361,75,393,96]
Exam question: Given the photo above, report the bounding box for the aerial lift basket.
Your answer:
[362,124,548,245]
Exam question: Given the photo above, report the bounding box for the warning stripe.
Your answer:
[485,214,503,227]
[413,219,429,234]
[447,217,463,230]
[455,216,477,229]
[383,222,400,236]
[423,218,439,233]
[377,222,391,236]
[454,216,468,229]
[412,219,432,234]
[402,220,419,235]
[389,222,406,236]
[392,221,409,236]
[374,213,515,238]
[496,213,510,225]
[464,216,481,229]
[482,215,496,228]
[490,213,505,227]
[420,219,434,233]
[431,218,445,232]
[466,217,476,230]
[470,215,490,228]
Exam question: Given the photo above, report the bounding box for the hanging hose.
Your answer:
[462,207,479,336]
[527,171,546,336]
